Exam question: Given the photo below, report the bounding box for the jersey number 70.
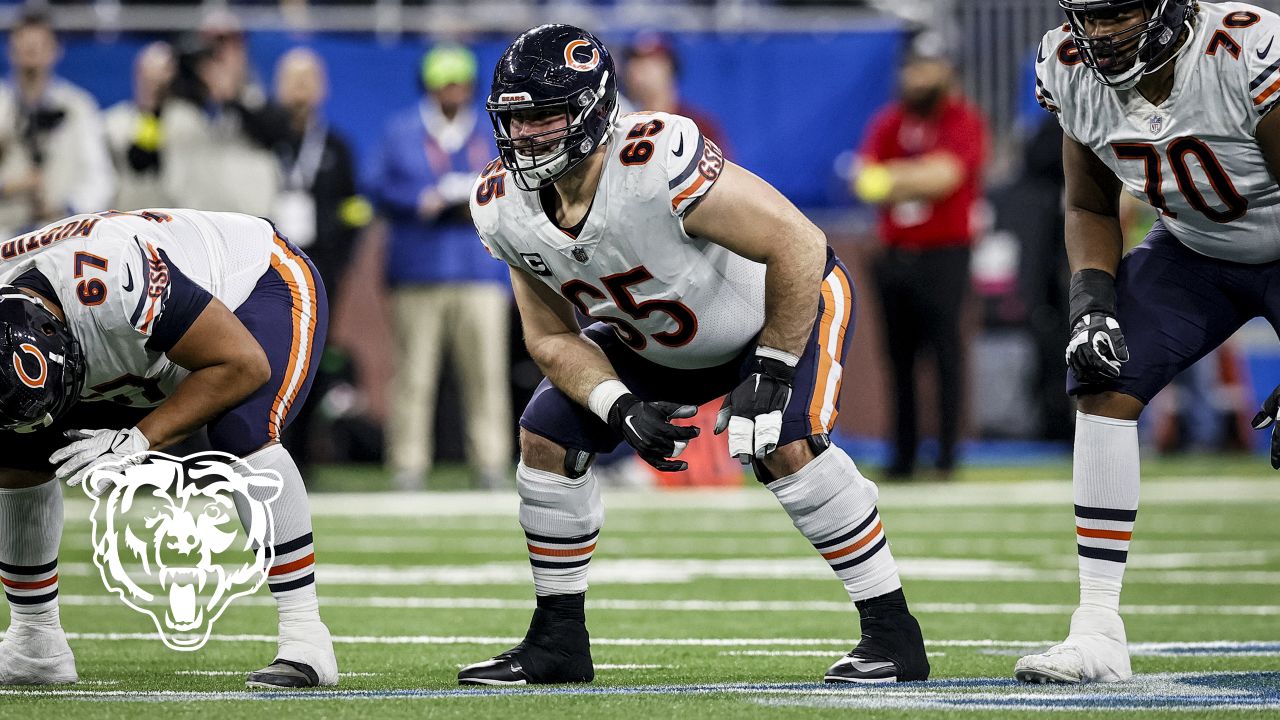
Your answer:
[1111,138,1248,223]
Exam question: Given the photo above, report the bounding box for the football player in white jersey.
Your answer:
[1018,0,1280,684]
[456,25,929,686]
[0,209,337,687]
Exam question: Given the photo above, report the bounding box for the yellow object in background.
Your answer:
[339,195,373,228]
[134,114,163,152]
[855,164,893,204]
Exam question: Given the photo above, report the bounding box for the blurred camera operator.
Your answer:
[0,12,114,236]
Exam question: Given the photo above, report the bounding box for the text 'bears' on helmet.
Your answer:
[1060,0,1197,89]
[486,24,619,191]
[0,288,85,433]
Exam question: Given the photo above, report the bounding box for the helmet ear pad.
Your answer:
[486,24,620,190]
[0,288,85,432]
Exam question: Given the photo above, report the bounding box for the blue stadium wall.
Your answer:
[21,28,905,209]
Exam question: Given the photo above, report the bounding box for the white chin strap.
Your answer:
[515,148,570,186]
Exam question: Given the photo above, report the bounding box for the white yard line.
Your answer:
[51,593,1280,617]
[54,478,1280,521]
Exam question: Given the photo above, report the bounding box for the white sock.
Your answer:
[1073,412,1140,613]
[517,463,604,596]
[233,445,320,621]
[767,445,903,602]
[0,479,62,627]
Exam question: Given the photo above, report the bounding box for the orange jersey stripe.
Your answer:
[808,279,838,435]
[1,574,57,590]
[825,266,854,430]
[266,235,318,440]
[268,553,315,577]
[671,174,708,212]
[1076,527,1133,541]
[527,542,597,558]
[278,239,319,428]
[1257,77,1280,106]
[820,522,883,561]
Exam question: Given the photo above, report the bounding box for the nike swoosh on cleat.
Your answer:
[121,265,134,292]
[1261,36,1275,59]
[672,135,685,157]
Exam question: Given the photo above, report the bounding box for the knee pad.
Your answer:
[516,463,604,538]
[767,444,878,541]
[753,434,832,484]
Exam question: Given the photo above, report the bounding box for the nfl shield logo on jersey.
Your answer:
[1147,113,1165,135]
[572,246,590,263]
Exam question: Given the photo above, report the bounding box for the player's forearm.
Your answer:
[1064,205,1125,276]
[855,155,964,205]
[137,363,270,450]
[757,226,827,357]
[526,331,620,409]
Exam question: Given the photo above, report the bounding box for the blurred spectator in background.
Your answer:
[0,11,114,237]
[852,53,987,479]
[162,11,288,215]
[622,34,731,154]
[104,41,176,210]
[366,44,511,491]
[273,46,372,472]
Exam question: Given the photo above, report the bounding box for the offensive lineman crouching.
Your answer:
[456,25,930,685]
[0,209,337,688]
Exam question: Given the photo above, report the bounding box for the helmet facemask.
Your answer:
[1062,0,1193,90]
[489,71,617,191]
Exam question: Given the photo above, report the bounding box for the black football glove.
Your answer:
[715,352,796,463]
[1251,384,1280,470]
[607,394,700,472]
[1065,269,1129,385]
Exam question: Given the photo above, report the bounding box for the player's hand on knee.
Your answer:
[607,395,700,472]
[49,427,150,495]
[1251,384,1280,469]
[1065,313,1129,384]
[715,348,796,463]
[1065,269,1128,385]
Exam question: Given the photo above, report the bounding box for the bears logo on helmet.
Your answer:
[486,24,619,191]
[0,288,86,432]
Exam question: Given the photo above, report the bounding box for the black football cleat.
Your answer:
[458,593,594,685]
[246,659,322,688]
[825,589,930,684]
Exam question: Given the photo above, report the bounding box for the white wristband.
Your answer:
[588,379,632,422]
[756,345,800,368]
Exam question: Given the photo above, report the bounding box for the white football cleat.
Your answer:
[1015,605,1132,684]
[0,621,77,684]
[247,619,338,688]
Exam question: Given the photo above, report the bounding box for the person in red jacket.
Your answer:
[852,53,988,480]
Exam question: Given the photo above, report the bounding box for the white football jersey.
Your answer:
[1036,1,1280,263]
[0,209,276,407]
[472,112,767,370]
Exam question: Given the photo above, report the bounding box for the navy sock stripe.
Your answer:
[1074,505,1137,523]
[1077,544,1129,563]
[270,533,315,557]
[524,528,600,546]
[0,558,57,576]
[829,536,889,572]
[6,589,57,606]
[268,573,316,594]
[813,509,880,551]
[530,557,592,570]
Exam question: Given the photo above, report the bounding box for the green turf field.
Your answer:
[3,454,1279,718]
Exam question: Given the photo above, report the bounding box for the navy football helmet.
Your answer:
[1060,0,1197,89]
[486,24,619,191]
[0,288,85,432]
